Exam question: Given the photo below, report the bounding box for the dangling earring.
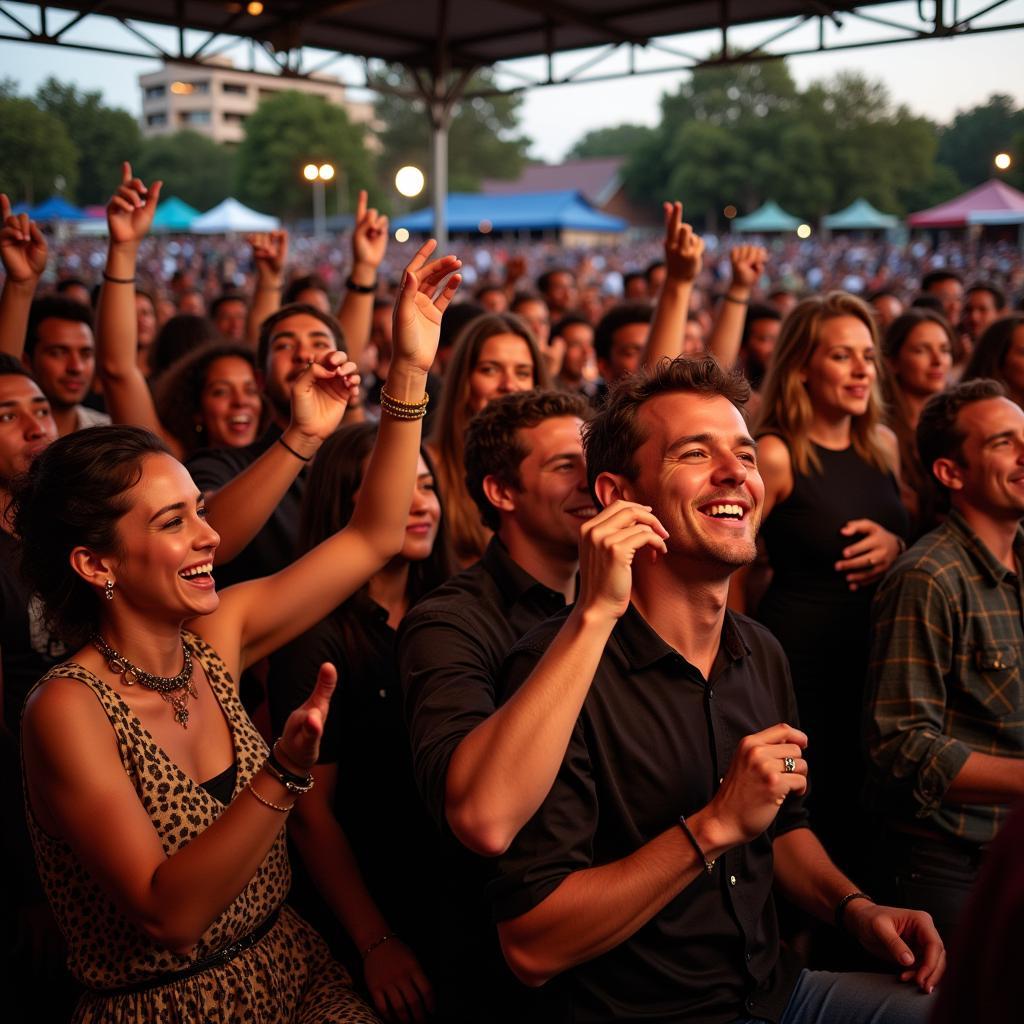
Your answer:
[104,579,115,601]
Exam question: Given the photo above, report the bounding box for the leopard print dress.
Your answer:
[23,631,380,1024]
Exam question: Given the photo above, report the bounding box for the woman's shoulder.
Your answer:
[22,666,111,745]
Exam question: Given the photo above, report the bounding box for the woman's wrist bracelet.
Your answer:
[379,388,429,420]
[361,932,396,960]
[246,781,294,813]
[345,275,377,294]
[266,741,315,794]
[277,435,312,462]
[722,292,750,306]
[103,272,136,284]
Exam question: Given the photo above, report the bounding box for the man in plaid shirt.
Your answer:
[866,378,1024,942]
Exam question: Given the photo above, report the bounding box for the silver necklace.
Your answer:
[92,633,198,729]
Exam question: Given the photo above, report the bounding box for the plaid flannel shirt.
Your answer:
[865,508,1024,845]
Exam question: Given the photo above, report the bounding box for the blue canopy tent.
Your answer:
[732,200,802,233]
[29,196,88,222]
[394,190,626,239]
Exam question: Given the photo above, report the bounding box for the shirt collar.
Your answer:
[944,507,1024,586]
[481,536,567,605]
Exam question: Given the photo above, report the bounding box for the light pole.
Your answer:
[303,162,335,237]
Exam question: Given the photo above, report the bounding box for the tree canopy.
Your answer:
[0,89,79,204]
[133,131,238,212]
[567,124,657,160]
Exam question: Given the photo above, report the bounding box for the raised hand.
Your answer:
[0,194,48,283]
[286,349,361,449]
[702,723,808,848]
[275,663,338,772]
[835,519,904,590]
[662,201,705,285]
[107,162,162,247]
[248,229,289,283]
[576,501,669,623]
[351,189,388,272]
[392,239,462,375]
[842,900,945,993]
[363,935,435,1023]
[729,244,767,292]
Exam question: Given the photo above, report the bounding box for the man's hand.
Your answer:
[363,935,435,1023]
[285,350,361,453]
[835,519,903,590]
[729,245,767,294]
[0,195,47,283]
[106,162,162,247]
[351,189,388,282]
[662,201,705,285]
[392,240,462,375]
[843,900,945,994]
[248,229,289,284]
[698,723,808,850]
[577,501,669,623]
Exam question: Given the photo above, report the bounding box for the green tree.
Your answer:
[371,66,530,191]
[236,91,375,218]
[567,124,656,160]
[34,78,141,204]
[134,131,238,211]
[0,94,78,204]
[937,94,1024,189]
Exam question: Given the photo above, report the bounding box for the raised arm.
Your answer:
[245,230,288,347]
[0,195,48,357]
[22,662,337,956]
[705,245,767,370]
[202,242,461,674]
[643,201,705,369]
[335,190,388,371]
[95,165,178,451]
[445,501,668,856]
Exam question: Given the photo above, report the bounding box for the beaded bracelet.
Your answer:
[379,388,429,420]
[246,781,293,814]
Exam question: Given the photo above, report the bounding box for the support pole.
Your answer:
[430,99,451,251]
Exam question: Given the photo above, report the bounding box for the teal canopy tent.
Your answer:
[732,200,801,233]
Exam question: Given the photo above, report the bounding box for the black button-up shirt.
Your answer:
[490,603,808,1024]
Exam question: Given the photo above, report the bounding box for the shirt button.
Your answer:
[729,874,737,886]
[719,776,724,785]
[745,952,752,962]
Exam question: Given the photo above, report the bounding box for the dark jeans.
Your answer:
[875,828,983,946]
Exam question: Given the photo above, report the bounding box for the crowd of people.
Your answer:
[1,164,1023,1024]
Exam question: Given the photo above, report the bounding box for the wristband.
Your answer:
[246,781,293,813]
[362,932,396,960]
[103,272,136,284]
[678,815,715,875]
[277,436,312,462]
[722,293,749,306]
[345,275,376,294]
[268,740,315,793]
[835,891,874,930]
[379,388,429,420]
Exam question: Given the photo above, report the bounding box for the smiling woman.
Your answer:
[10,234,461,1023]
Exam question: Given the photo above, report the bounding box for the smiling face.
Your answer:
[892,320,953,399]
[198,356,262,448]
[611,392,763,571]
[802,315,877,421]
[102,454,221,623]
[467,334,536,413]
[943,397,1024,523]
[0,374,57,486]
[403,454,442,561]
[263,312,339,419]
[504,415,594,556]
[1000,325,1024,404]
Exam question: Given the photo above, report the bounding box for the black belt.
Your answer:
[95,906,281,996]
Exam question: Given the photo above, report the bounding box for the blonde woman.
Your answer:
[751,291,909,878]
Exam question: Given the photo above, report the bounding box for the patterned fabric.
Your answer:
[865,509,1024,844]
[22,631,379,1023]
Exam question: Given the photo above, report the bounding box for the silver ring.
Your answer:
[783,757,796,774]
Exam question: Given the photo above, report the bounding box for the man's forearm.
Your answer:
[445,605,616,856]
[643,280,693,369]
[0,278,37,357]
[705,285,751,371]
[498,811,725,987]
[944,750,1024,804]
[772,827,859,924]
[335,260,375,368]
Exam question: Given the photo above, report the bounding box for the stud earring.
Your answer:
[195,422,204,434]
[104,579,115,601]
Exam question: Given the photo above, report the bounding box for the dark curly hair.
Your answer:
[584,355,749,503]
[152,342,263,457]
[150,314,224,380]
[11,425,171,650]
[465,389,591,531]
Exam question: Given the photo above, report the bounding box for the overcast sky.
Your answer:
[1,1,1022,163]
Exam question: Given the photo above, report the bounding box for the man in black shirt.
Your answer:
[491,357,944,1024]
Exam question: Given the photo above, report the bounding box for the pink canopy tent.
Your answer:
[907,179,1024,229]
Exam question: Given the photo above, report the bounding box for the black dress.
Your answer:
[268,595,444,982]
[756,441,909,876]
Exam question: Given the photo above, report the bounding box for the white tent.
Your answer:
[191,198,280,234]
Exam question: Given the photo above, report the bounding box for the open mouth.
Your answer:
[566,505,598,521]
[698,502,747,522]
[179,561,215,584]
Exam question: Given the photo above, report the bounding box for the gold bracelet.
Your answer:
[246,780,294,813]
[379,388,429,420]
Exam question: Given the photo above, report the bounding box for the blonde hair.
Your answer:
[754,291,891,476]
[430,312,551,564]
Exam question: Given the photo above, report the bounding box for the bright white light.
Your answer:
[302,164,318,181]
[994,152,1012,170]
[318,163,335,181]
[796,223,812,239]
[395,166,425,198]
[395,228,410,243]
